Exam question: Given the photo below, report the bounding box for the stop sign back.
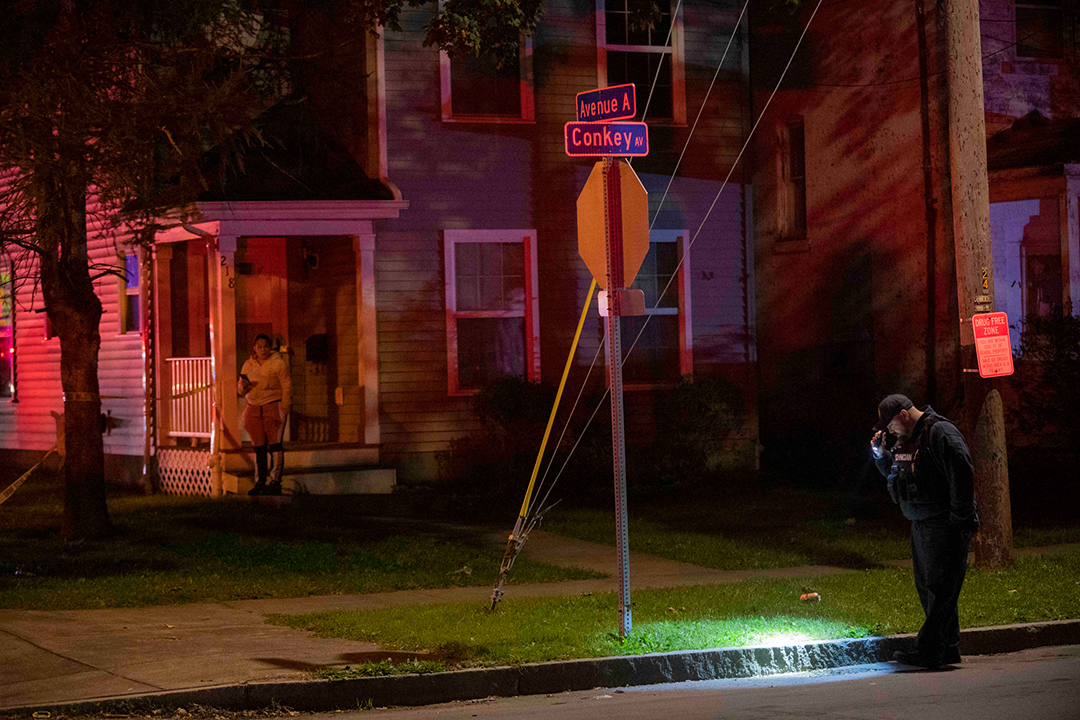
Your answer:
[576,160,649,289]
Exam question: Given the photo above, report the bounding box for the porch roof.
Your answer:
[987,111,1080,172]
[197,100,395,203]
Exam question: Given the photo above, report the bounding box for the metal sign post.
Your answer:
[602,157,632,637]
[570,85,649,639]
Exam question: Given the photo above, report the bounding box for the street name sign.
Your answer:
[564,122,649,157]
[576,83,636,122]
[972,312,1014,378]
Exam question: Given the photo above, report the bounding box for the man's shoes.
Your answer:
[264,482,283,496]
[248,482,267,496]
[943,647,962,665]
[893,650,943,669]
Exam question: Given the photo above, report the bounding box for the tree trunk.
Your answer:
[943,0,1013,569]
[36,166,111,541]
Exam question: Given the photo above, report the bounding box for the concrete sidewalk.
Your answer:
[2,531,1078,714]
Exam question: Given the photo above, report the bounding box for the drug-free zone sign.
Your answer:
[972,312,1014,378]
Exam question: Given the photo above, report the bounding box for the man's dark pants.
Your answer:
[910,515,974,660]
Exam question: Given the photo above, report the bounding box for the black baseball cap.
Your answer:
[874,394,913,432]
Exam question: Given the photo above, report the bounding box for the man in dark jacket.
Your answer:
[871,394,979,669]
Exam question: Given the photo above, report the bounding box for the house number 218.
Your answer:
[221,256,235,288]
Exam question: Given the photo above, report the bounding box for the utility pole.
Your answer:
[943,0,1014,569]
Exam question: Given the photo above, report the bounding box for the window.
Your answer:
[120,253,141,334]
[989,197,1064,352]
[1015,1,1064,59]
[0,266,14,398]
[444,230,539,395]
[622,230,692,385]
[597,0,684,123]
[440,40,534,122]
[778,119,807,242]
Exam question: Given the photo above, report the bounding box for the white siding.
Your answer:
[0,185,147,459]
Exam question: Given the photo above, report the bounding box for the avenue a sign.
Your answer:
[576,83,636,122]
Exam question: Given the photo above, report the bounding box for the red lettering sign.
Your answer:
[972,312,1014,378]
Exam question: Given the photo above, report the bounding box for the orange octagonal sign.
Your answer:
[577,160,649,289]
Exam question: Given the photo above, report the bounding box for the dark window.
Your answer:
[1016,1,1065,58]
[457,316,526,390]
[605,0,672,45]
[624,241,681,384]
[455,241,525,312]
[122,253,140,334]
[602,0,676,121]
[606,51,673,120]
[781,120,807,241]
[450,50,522,118]
[633,241,679,310]
[449,239,530,393]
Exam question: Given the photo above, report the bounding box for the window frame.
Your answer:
[1014,0,1065,60]
[623,229,693,389]
[596,0,686,125]
[444,229,540,396]
[777,118,808,246]
[439,37,535,124]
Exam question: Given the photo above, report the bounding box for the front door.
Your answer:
[235,237,289,441]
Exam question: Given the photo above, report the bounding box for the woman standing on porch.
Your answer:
[238,334,292,495]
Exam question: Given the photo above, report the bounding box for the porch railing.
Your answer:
[166,357,213,438]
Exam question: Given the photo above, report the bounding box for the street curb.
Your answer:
[6,619,1079,716]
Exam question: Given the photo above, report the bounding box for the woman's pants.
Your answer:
[243,401,284,486]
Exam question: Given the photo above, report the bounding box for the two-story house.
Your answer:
[1,0,761,496]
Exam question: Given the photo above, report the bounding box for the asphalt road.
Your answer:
[334,645,1080,720]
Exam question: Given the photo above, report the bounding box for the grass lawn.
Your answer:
[275,546,1080,671]
[0,471,600,610]
[540,486,1080,571]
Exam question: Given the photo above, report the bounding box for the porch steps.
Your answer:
[223,466,396,496]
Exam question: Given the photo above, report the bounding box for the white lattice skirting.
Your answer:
[158,448,214,496]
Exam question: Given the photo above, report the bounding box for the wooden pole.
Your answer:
[943,0,1014,569]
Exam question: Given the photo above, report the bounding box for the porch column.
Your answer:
[153,244,174,447]
[354,233,381,446]
[216,234,239,459]
[211,234,241,492]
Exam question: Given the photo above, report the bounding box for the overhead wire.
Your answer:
[532,0,750,517]
[530,0,826,516]
[804,29,1054,89]
[497,1,829,607]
